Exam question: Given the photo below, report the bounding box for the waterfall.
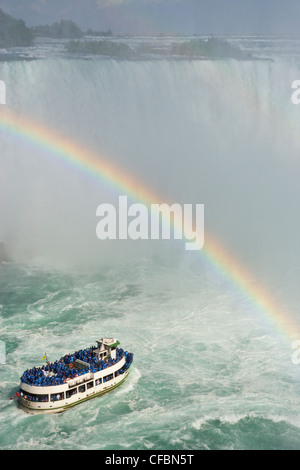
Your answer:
[0,55,299,274]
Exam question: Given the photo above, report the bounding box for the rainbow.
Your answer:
[1,108,299,343]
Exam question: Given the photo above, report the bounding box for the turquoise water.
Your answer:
[1,257,300,450]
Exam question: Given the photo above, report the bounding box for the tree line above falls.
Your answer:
[66,37,251,59]
[0,7,251,60]
[0,8,34,47]
[0,8,111,48]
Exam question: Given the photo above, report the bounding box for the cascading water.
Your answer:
[1,39,300,450]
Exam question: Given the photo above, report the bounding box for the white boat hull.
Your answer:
[18,368,130,414]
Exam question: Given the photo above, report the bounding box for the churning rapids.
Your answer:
[1,36,300,450]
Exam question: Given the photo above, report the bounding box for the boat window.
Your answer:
[51,392,64,401]
[103,373,113,383]
[20,390,49,402]
[87,381,94,389]
[78,384,85,393]
[66,387,77,398]
[95,378,102,386]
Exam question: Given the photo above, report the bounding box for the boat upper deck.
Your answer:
[20,346,127,388]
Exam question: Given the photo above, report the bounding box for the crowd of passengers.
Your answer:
[20,346,126,387]
[124,351,133,370]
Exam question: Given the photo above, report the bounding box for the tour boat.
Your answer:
[16,338,133,414]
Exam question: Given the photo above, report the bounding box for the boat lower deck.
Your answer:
[18,369,130,414]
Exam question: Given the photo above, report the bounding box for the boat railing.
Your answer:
[74,359,90,369]
[67,371,94,388]
[20,348,127,388]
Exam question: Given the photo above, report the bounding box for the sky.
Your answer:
[1,0,300,35]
